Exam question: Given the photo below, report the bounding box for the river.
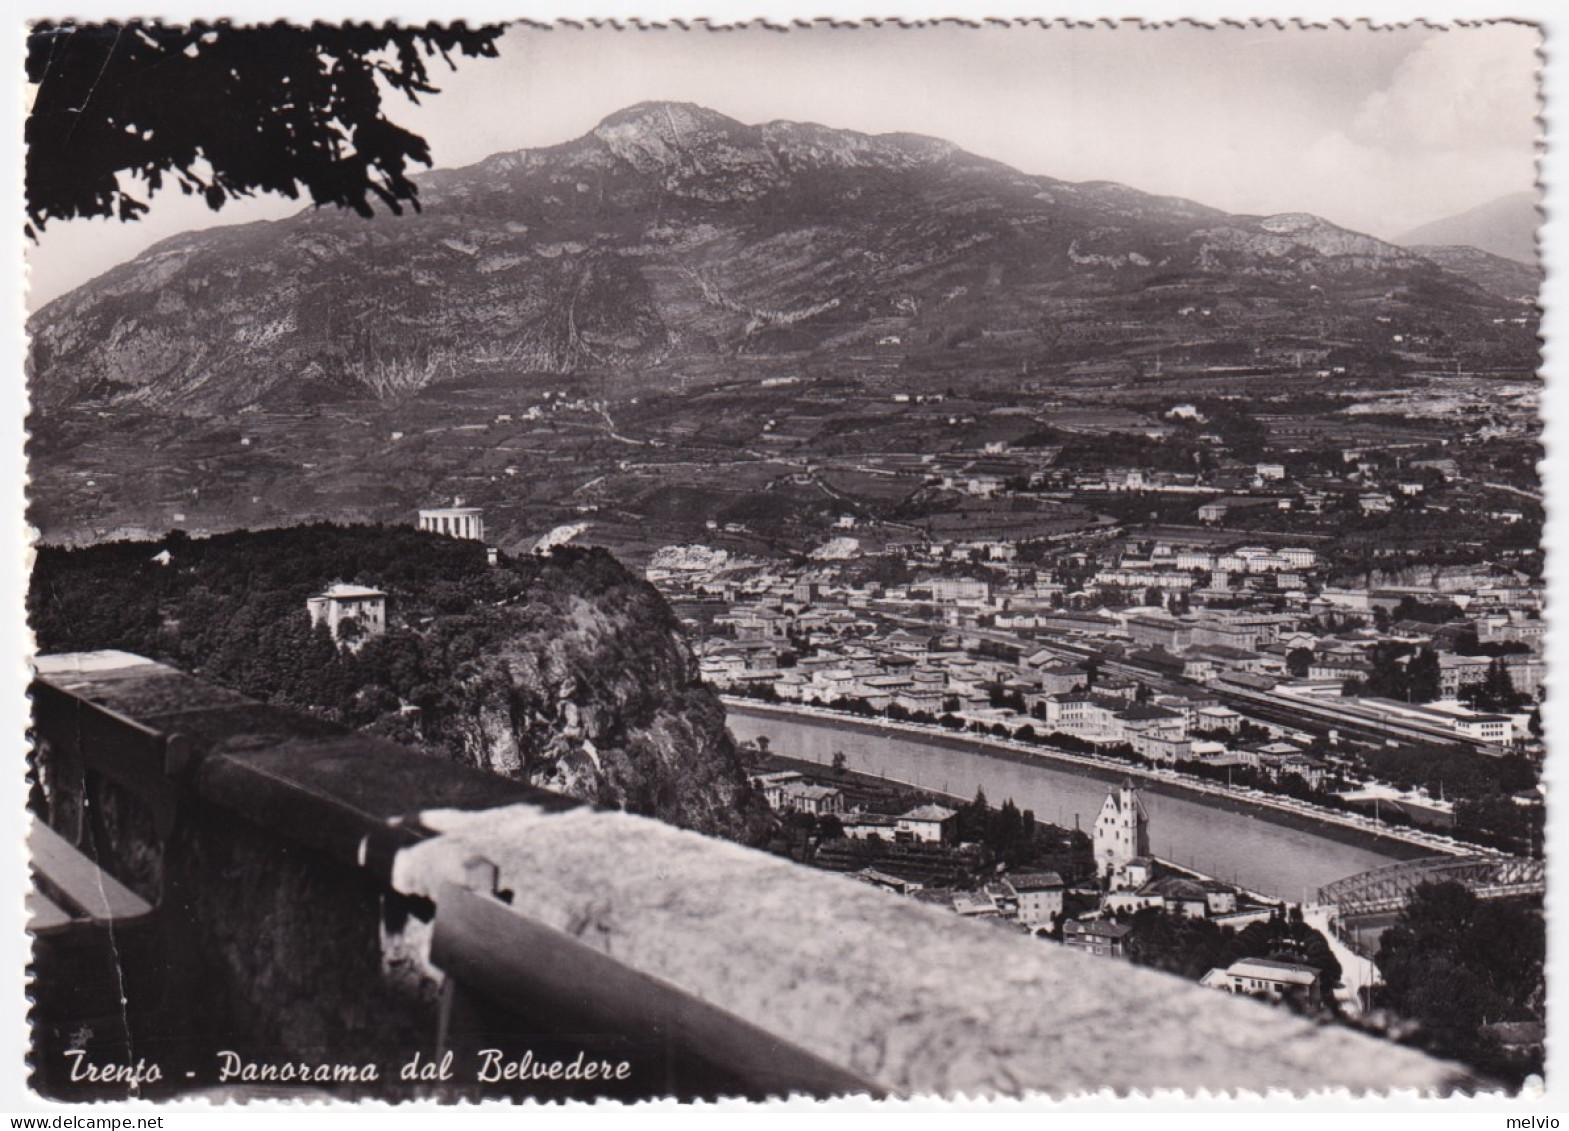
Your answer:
[727,706,1427,901]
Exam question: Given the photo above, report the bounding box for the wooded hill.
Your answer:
[30,524,766,842]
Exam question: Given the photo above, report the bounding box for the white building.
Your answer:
[1201,958,1322,1008]
[1094,780,1151,882]
[1004,872,1066,928]
[896,804,958,845]
[925,577,993,606]
[419,506,486,542]
[306,583,387,645]
[1194,705,1243,733]
[778,782,845,816]
[1452,714,1514,745]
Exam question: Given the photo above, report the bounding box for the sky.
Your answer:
[24,20,1543,309]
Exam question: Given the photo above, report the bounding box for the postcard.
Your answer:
[14,11,1552,1108]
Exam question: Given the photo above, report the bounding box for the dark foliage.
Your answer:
[1342,643,1441,703]
[26,21,502,234]
[1125,905,1340,1006]
[29,524,764,841]
[1458,658,1527,713]
[1452,795,1543,855]
[1124,907,1237,981]
[1452,627,1533,658]
[31,523,499,681]
[1375,881,1544,1082]
[1354,744,1536,803]
[1391,596,1465,625]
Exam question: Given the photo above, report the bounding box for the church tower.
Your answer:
[1094,779,1150,882]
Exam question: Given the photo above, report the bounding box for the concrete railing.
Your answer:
[28,650,1472,1101]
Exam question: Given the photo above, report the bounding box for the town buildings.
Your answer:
[644,421,1544,888]
[750,771,846,816]
[667,528,1541,769]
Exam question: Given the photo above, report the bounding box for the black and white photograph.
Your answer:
[14,13,1553,1107]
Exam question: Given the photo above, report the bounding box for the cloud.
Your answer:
[1299,124,1535,238]
[1277,26,1541,237]
[1349,25,1541,155]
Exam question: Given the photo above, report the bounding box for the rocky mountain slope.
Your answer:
[1395,191,1540,266]
[1402,243,1541,302]
[28,524,767,843]
[28,102,1527,415]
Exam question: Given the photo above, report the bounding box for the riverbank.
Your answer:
[724,698,1485,864]
[754,748,1292,911]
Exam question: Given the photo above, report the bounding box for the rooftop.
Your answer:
[1006,872,1066,893]
[900,804,958,823]
[786,784,843,801]
[316,583,386,600]
[1116,705,1182,722]
[1227,958,1322,985]
[1141,876,1210,900]
[1064,920,1134,940]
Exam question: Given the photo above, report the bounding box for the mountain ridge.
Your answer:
[1394,191,1540,266]
[28,101,1527,416]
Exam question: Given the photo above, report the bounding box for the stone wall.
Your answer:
[29,651,1472,1103]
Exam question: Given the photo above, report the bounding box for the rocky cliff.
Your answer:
[28,525,766,843]
[407,545,764,839]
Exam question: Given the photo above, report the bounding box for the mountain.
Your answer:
[28,101,1525,416]
[1394,192,1540,266]
[1402,243,1540,302]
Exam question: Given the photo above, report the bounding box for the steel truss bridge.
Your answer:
[1318,854,1545,918]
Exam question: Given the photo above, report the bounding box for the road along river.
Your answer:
[726,704,1432,901]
